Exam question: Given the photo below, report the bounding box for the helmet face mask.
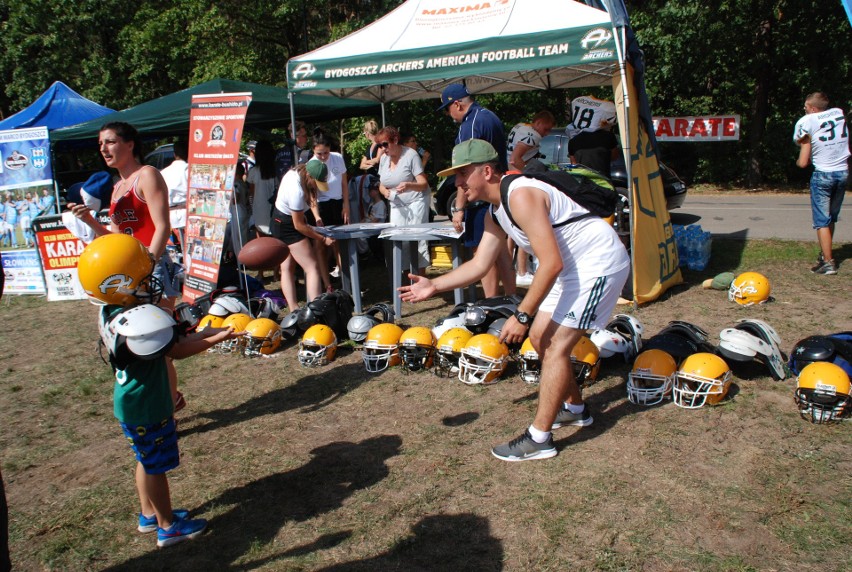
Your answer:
[458,334,509,385]
[244,318,282,357]
[362,323,404,373]
[673,353,732,408]
[627,349,677,406]
[398,327,436,372]
[570,336,601,386]
[518,337,540,384]
[216,313,252,353]
[794,362,851,424]
[298,324,338,366]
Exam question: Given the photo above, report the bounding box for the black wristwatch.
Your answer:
[514,311,533,326]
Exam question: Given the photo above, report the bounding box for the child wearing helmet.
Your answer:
[78,234,245,548]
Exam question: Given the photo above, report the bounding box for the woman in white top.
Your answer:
[271,160,335,312]
[377,126,431,274]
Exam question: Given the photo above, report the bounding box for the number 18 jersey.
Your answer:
[565,95,617,140]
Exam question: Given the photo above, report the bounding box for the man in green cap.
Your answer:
[400,139,630,462]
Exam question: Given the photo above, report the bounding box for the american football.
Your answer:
[237,237,290,270]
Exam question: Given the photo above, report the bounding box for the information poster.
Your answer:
[182,92,251,302]
[1,249,45,295]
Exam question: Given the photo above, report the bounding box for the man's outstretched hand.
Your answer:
[398,273,437,303]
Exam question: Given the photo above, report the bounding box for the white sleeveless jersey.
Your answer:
[793,108,850,172]
[566,96,617,139]
[492,176,630,279]
[506,122,543,164]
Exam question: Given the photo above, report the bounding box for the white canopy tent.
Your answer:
[287,0,682,303]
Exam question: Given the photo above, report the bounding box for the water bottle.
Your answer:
[685,232,698,270]
[699,231,713,270]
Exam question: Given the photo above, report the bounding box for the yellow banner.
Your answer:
[613,64,682,303]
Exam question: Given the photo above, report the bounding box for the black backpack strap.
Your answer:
[500,173,592,229]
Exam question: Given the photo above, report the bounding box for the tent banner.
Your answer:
[1,248,45,295]
[0,127,52,191]
[614,64,682,303]
[182,92,252,302]
[653,115,740,142]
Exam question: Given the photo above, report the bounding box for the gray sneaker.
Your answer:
[810,253,825,272]
[491,430,557,462]
[551,406,594,429]
[812,259,838,275]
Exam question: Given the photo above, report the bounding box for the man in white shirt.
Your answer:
[794,92,850,275]
[160,140,189,250]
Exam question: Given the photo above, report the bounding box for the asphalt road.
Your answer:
[670,193,851,242]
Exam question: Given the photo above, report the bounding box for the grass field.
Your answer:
[1,237,850,571]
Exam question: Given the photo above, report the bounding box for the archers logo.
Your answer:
[292,62,317,80]
[99,274,135,296]
[581,28,612,50]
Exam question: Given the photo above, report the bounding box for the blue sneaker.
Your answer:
[138,509,190,533]
[156,515,207,547]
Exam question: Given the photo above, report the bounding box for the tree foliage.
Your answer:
[0,0,848,184]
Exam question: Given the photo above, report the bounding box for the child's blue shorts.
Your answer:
[119,417,180,474]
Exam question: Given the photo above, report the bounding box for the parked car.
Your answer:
[144,144,176,170]
[434,128,687,217]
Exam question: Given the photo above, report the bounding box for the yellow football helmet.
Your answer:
[673,352,732,408]
[627,349,677,406]
[794,362,851,424]
[198,314,225,330]
[398,326,436,372]
[77,233,158,306]
[299,324,338,366]
[435,327,474,376]
[216,313,252,353]
[518,337,541,384]
[728,272,771,306]
[458,333,509,385]
[243,317,282,356]
[363,323,404,373]
[571,336,601,386]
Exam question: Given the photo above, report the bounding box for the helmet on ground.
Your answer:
[458,333,510,385]
[432,314,468,340]
[398,326,436,372]
[590,328,633,361]
[250,297,283,321]
[244,318,282,356]
[627,349,677,406]
[280,310,301,339]
[298,324,338,366]
[347,302,394,342]
[673,353,732,408]
[198,314,225,330]
[571,336,601,386]
[718,324,786,381]
[77,234,159,306]
[435,327,474,376]
[209,295,250,318]
[363,323,404,372]
[728,272,771,306]
[789,334,852,378]
[794,362,851,424]
[217,313,252,353]
[518,337,541,384]
[606,314,645,357]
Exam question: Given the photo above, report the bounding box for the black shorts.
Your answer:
[318,199,345,226]
[271,209,308,246]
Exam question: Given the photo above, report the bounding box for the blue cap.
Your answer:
[436,83,470,111]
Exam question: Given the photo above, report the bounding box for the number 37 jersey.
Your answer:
[793,108,850,172]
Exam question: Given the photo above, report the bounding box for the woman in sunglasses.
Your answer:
[376,126,431,276]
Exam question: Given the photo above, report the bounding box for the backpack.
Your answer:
[298,290,355,340]
[498,159,619,229]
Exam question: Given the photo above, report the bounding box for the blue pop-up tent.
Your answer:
[0,81,114,131]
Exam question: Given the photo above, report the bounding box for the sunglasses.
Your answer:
[377,141,390,148]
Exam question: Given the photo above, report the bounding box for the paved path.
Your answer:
[671,193,851,242]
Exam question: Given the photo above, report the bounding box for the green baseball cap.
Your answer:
[306,159,329,192]
[437,139,499,178]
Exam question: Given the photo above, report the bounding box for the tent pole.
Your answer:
[288,91,298,162]
[380,86,387,126]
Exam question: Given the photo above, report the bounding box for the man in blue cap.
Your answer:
[438,83,514,297]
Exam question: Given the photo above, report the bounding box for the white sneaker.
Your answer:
[330,266,340,278]
[515,273,534,286]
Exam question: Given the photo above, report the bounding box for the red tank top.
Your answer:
[109,176,157,246]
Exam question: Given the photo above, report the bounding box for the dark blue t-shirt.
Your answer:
[456,102,508,171]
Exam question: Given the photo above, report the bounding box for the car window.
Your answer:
[538,133,569,165]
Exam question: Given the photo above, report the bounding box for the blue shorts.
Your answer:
[153,255,182,298]
[120,417,180,474]
[463,203,489,248]
[810,170,847,229]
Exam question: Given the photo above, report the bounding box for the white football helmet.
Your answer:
[590,328,633,361]
[208,295,250,318]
